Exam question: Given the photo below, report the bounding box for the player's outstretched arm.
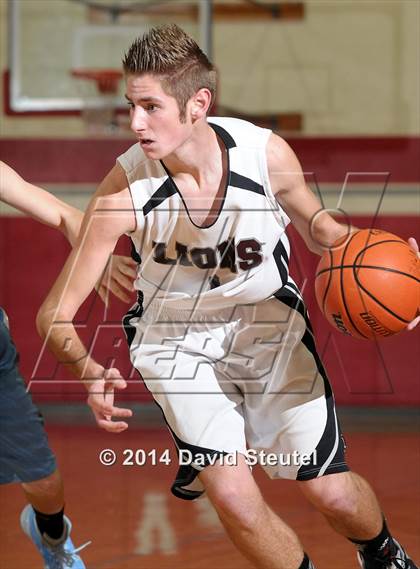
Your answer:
[36,184,136,432]
[266,134,352,255]
[0,160,82,245]
[266,139,419,331]
[89,164,138,306]
[0,160,137,304]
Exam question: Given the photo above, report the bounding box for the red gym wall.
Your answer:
[1,137,419,406]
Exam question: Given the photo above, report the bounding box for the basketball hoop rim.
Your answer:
[71,68,123,94]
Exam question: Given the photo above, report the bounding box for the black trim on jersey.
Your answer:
[130,241,141,264]
[230,171,265,196]
[274,237,289,263]
[273,238,289,286]
[208,121,236,149]
[142,178,177,217]
[160,132,232,230]
[283,280,301,297]
[274,286,330,395]
[122,291,144,347]
[209,275,221,289]
[273,286,349,479]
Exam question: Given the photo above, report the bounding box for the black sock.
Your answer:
[33,507,65,541]
[298,553,314,569]
[350,518,395,559]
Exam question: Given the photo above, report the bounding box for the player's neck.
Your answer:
[162,121,224,185]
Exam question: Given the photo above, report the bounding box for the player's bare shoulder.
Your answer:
[95,162,129,197]
[266,133,292,170]
[266,133,305,196]
[87,164,136,238]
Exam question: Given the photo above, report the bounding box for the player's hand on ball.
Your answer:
[97,254,137,306]
[407,237,420,331]
[315,229,419,339]
[87,368,132,433]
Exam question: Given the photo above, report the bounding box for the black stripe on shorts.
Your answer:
[274,285,349,480]
[169,429,228,501]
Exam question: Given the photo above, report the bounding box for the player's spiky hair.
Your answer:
[123,24,216,121]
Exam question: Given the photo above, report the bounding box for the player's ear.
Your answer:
[190,88,212,121]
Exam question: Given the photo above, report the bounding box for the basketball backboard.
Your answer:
[5,0,304,131]
[6,0,201,114]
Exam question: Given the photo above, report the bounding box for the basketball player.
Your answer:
[0,161,136,568]
[36,26,418,569]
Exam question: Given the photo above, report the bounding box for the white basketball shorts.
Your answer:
[123,286,348,500]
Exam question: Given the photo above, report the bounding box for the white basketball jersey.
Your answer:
[117,117,293,310]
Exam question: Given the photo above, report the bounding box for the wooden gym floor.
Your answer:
[0,406,419,569]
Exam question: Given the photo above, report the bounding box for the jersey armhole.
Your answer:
[125,177,138,236]
[258,131,291,227]
[259,130,278,206]
[116,157,138,236]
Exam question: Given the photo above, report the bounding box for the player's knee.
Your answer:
[299,473,358,517]
[22,469,63,499]
[206,481,264,530]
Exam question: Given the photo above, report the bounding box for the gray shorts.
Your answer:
[124,287,348,500]
[0,366,57,484]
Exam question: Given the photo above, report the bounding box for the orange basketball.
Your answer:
[315,229,420,339]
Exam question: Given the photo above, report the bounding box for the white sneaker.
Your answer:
[20,504,90,568]
[357,538,418,569]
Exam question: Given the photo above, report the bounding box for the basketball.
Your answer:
[315,229,420,339]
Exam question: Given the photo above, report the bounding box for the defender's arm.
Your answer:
[0,161,82,245]
[0,160,137,304]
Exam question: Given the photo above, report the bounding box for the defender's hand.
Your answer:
[87,369,133,433]
[407,237,420,331]
[97,255,137,306]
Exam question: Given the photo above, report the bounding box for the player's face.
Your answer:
[125,74,193,159]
